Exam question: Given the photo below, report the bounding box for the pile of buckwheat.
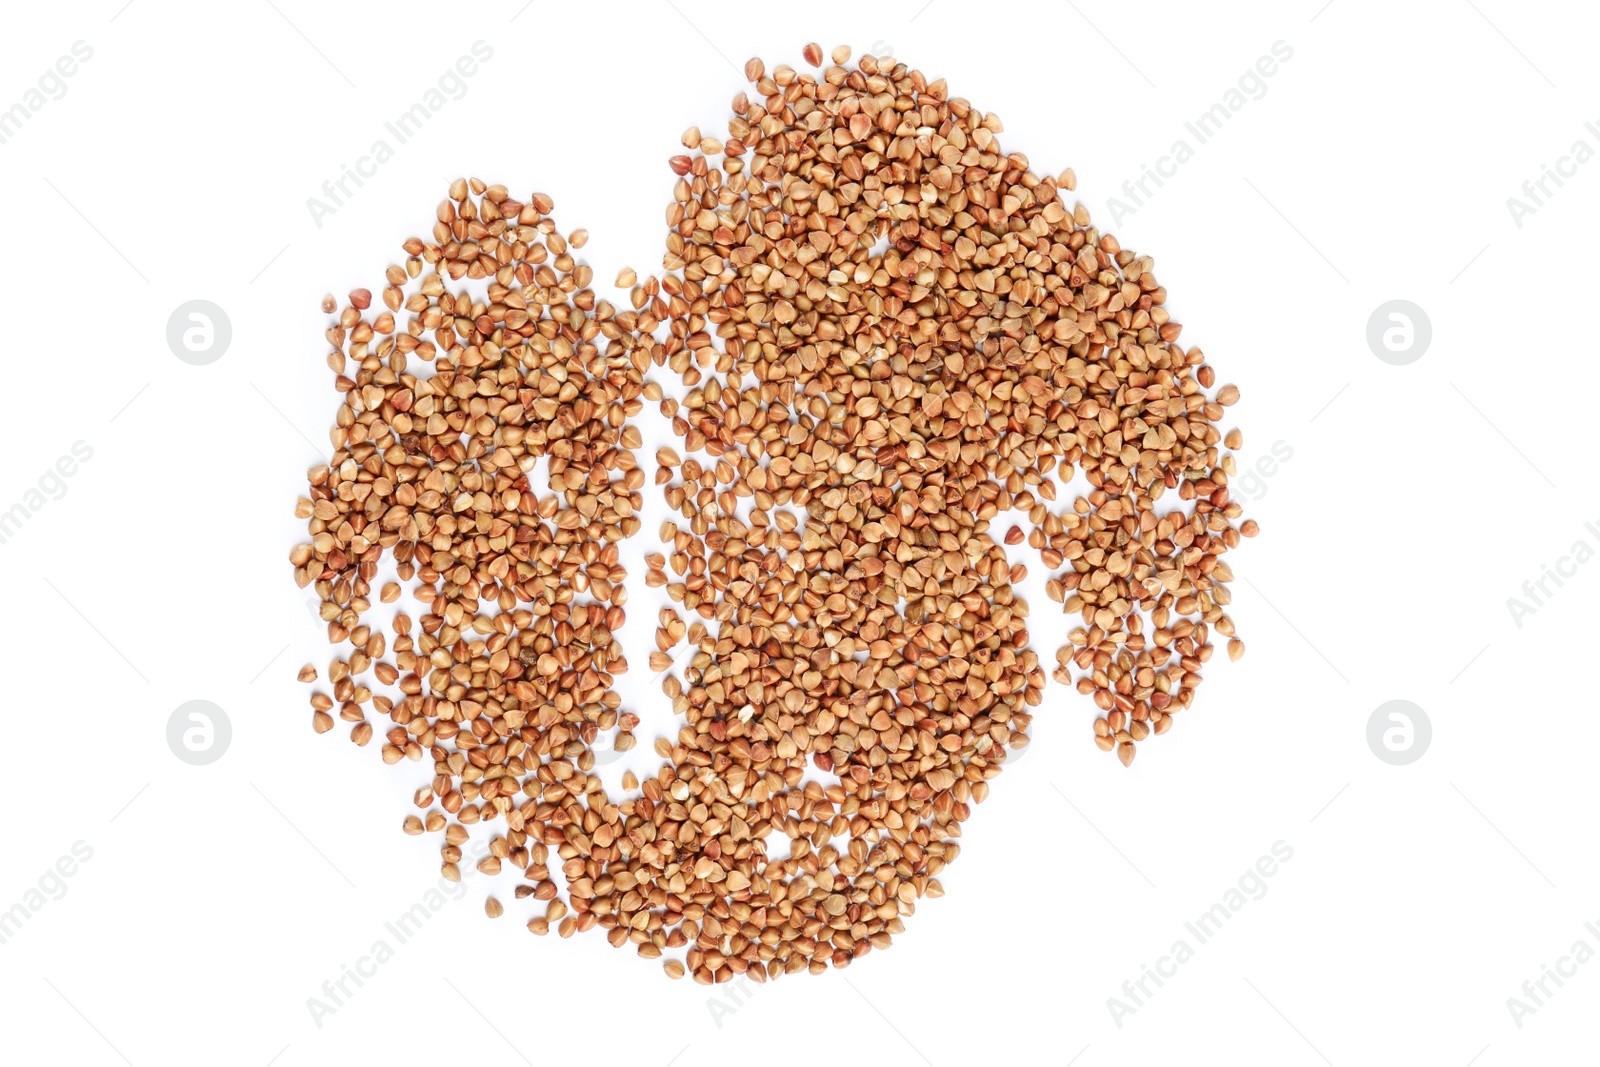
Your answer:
[290,44,1252,984]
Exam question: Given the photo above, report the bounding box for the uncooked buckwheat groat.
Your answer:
[289,45,1253,986]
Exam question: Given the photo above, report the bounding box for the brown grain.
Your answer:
[288,41,1253,985]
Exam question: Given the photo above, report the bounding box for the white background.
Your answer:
[1,1,1594,1064]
